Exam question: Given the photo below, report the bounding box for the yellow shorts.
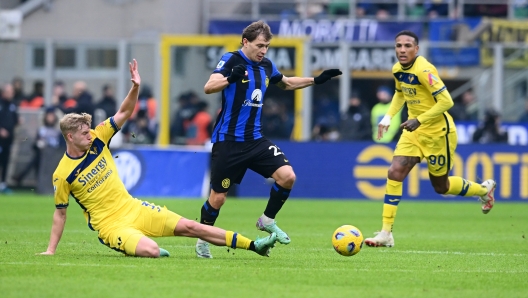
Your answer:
[394,130,457,177]
[97,200,182,256]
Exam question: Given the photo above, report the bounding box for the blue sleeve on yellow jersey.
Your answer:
[94,117,119,144]
[53,175,70,209]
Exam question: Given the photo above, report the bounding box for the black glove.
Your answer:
[314,69,342,85]
[227,64,246,84]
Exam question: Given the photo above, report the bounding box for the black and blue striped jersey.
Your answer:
[211,50,283,143]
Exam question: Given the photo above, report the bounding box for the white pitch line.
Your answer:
[1,262,139,268]
[1,262,526,274]
[268,247,527,256]
[380,250,526,257]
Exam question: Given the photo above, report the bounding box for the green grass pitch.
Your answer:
[1,193,527,297]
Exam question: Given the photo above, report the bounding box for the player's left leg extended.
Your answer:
[427,131,496,214]
[430,174,496,214]
[174,218,278,257]
[256,165,295,245]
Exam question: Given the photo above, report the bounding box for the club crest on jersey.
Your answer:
[428,73,439,86]
[222,178,230,189]
[89,147,98,155]
[215,60,225,69]
[409,75,415,83]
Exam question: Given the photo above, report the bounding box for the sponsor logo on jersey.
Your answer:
[402,86,417,97]
[242,89,264,107]
[78,157,108,187]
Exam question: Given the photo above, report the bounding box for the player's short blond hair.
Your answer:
[59,113,92,138]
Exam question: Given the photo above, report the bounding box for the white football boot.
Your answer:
[479,179,496,214]
[195,239,212,258]
[364,231,394,247]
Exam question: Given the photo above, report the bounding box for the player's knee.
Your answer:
[209,193,227,208]
[387,167,405,181]
[277,170,296,188]
[283,171,296,185]
[433,184,449,194]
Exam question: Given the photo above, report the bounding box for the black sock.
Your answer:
[263,182,291,219]
[248,241,256,252]
[200,200,220,226]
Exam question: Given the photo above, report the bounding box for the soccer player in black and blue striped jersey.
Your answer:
[196,20,342,258]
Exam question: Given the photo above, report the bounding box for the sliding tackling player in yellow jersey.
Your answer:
[364,31,496,248]
[39,59,277,258]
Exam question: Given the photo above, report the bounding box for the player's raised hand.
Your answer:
[129,59,141,86]
[314,69,342,84]
[377,115,391,140]
[400,118,421,132]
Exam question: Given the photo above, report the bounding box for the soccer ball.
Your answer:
[332,225,364,256]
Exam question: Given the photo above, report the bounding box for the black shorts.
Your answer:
[210,138,291,193]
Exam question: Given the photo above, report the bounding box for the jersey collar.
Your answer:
[401,55,419,70]
[238,50,259,66]
[65,149,87,160]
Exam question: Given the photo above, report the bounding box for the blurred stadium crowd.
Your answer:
[2,0,528,193]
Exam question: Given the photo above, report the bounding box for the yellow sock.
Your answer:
[382,179,402,232]
[446,176,487,197]
[225,231,251,250]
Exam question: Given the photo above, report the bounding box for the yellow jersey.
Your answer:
[390,56,456,136]
[52,117,138,231]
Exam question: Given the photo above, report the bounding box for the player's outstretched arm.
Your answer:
[113,59,141,129]
[204,73,231,94]
[38,208,67,255]
[277,69,342,90]
[204,64,246,94]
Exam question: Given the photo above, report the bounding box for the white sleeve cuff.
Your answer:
[379,115,392,126]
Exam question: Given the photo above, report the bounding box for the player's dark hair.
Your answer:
[395,30,419,45]
[241,20,273,45]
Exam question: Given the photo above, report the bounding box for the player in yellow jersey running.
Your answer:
[38,59,278,258]
[364,31,496,248]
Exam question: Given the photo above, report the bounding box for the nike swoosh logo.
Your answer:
[284,159,288,162]
[242,79,250,83]
[388,199,400,202]
[435,167,444,171]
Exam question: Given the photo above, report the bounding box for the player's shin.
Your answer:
[225,231,252,250]
[262,182,291,223]
[200,200,220,226]
[445,176,487,197]
[382,179,402,232]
